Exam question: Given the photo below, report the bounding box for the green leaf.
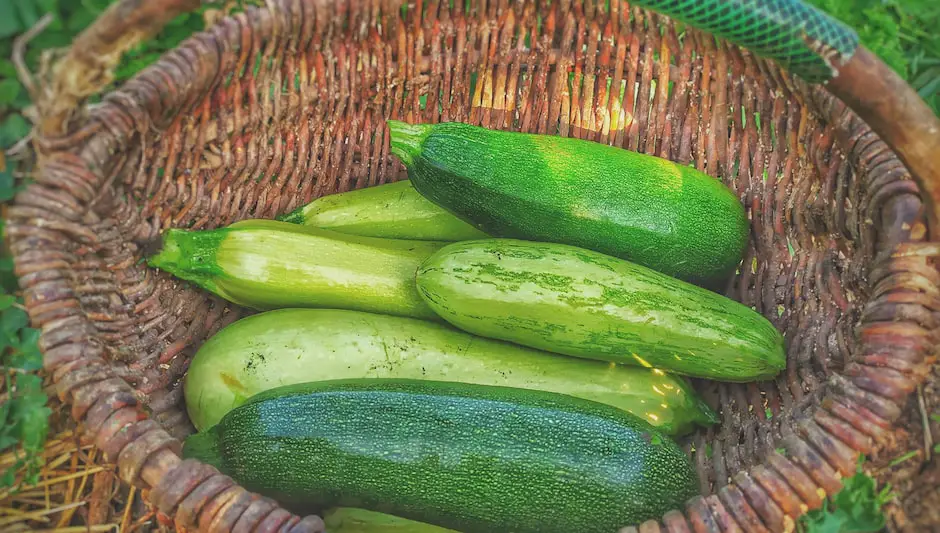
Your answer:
[802,503,848,533]
[0,1,22,40]
[25,30,73,53]
[17,392,51,447]
[14,371,44,393]
[0,165,16,203]
[36,0,58,13]
[67,7,98,32]
[9,350,43,373]
[0,369,49,492]
[0,258,17,294]
[19,327,39,346]
[0,79,21,105]
[13,0,40,29]
[34,0,62,30]
[0,59,17,78]
[0,114,31,149]
[10,328,43,371]
[1,307,29,340]
[0,466,16,487]
[0,434,17,451]
[799,457,890,533]
[0,389,12,434]
[0,294,14,310]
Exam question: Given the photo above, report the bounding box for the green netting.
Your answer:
[636,0,859,83]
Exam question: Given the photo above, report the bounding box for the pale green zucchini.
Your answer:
[415,239,786,382]
[277,179,489,241]
[182,308,717,434]
[322,507,457,533]
[146,218,442,320]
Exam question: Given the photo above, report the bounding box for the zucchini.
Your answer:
[146,219,442,320]
[322,507,457,533]
[388,120,749,286]
[277,179,489,241]
[182,378,700,533]
[415,239,785,382]
[183,308,717,434]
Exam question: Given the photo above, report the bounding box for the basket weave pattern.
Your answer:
[8,1,938,531]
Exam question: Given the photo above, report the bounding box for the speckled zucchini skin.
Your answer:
[415,239,786,382]
[388,120,749,286]
[182,378,699,533]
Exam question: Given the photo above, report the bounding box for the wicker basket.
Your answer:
[8,0,940,531]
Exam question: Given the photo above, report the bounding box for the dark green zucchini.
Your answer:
[388,120,749,286]
[182,379,699,533]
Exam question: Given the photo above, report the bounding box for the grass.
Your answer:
[805,0,940,114]
[0,0,934,528]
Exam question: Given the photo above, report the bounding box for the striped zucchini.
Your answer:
[415,239,786,382]
[183,308,717,434]
[146,219,442,320]
[278,179,489,241]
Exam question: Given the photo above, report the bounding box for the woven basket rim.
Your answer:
[9,1,939,532]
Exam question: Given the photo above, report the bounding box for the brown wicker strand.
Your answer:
[9,0,939,531]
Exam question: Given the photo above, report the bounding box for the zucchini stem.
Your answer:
[146,227,226,286]
[181,425,224,468]
[275,203,308,224]
[387,120,431,166]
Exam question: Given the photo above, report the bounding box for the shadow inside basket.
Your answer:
[18,0,931,527]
